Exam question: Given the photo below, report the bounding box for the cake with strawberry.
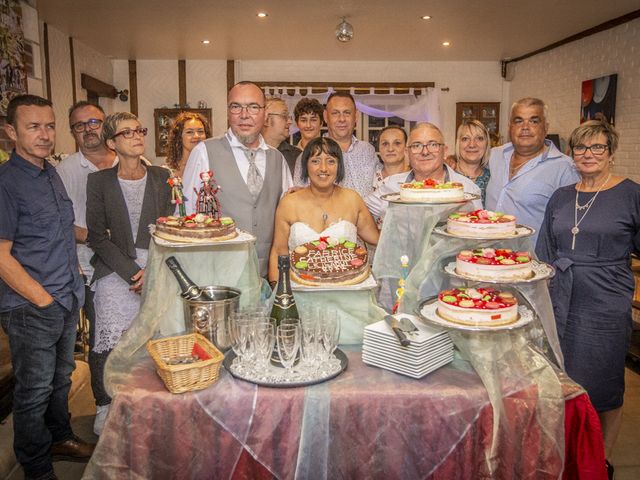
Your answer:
[155,213,237,242]
[437,287,519,327]
[447,209,517,237]
[456,248,533,281]
[290,236,369,286]
[399,178,465,202]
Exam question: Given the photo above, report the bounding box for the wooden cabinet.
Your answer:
[153,108,212,156]
[455,102,500,137]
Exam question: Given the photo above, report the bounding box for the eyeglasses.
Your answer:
[268,112,291,121]
[228,103,265,115]
[572,144,608,156]
[112,127,148,139]
[71,118,103,133]
[408,142,444,154]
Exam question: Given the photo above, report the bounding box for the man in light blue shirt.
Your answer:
[485,98,579,243]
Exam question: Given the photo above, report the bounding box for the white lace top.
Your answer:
[93,174,148,353]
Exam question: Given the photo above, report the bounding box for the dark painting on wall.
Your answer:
[581,74,617,125]
[0,0,27,116]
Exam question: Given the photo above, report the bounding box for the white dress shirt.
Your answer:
[56,152,119,280]
[182,129,293,215]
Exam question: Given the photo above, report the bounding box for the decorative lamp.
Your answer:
[335,17,354,42]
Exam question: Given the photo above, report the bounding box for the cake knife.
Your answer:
[384,315,410,347]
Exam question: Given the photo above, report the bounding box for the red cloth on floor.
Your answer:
[563,393,607,480]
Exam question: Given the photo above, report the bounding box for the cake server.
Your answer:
[399,317,419,336]
[384,315,410,347]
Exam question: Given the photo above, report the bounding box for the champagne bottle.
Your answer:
[270,255,299,366]
[165,256,214,301]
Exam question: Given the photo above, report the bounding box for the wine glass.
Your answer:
[319,307,341,371]
[253,322,275,373]
[277,322,301,379]
[230,317,254,373]
[300,314,321,372]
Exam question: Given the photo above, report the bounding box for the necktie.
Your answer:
[243,148,263,201]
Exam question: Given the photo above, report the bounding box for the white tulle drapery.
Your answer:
[263,87,441,132]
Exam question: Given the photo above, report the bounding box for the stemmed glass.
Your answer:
[318,307,341,373]
[230,314,255,374]
[252,322,275,377]
[299,309,322,375]
[277,320,301,379]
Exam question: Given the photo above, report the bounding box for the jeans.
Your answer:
[0,300,78,478]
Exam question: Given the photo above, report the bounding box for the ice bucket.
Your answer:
[182,286,241,352]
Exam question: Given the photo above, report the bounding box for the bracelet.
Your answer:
[269,280,277,289]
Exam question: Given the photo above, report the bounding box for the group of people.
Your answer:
[0,82,637,479]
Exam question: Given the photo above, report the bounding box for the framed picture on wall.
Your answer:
[153,108,212,156]
[581,74,617,125]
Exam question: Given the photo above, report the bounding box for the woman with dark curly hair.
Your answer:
[163,112,211,178]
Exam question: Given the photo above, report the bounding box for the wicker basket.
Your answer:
[146,333,224,394]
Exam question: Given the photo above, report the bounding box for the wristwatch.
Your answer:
[269,280,277,290]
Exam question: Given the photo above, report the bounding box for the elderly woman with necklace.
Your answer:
[536,120,640,477]
[268,137,379,283]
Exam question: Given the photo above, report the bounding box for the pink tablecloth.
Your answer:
[84,349,606,479]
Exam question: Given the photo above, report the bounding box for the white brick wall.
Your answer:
[510,18,640,181]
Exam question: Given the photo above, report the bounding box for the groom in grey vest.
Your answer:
[183,81,293,276]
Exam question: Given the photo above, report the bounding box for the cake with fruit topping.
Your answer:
[456,248,533,281]
[155,213,237,242]
[399,178,465,202]
[447,209,517,237]
[290,236,369,286]
[437,287,519,327]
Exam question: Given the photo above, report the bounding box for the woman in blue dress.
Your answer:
[536,120,640,478]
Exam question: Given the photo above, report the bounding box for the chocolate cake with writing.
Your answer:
[290,236,369,286]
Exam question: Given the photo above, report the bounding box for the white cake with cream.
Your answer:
[399,179,465,203]
[446,210,517,237]
[455,248,533,281]
[437,287,518,327]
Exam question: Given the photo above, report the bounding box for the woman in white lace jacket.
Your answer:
[86,112,172,434]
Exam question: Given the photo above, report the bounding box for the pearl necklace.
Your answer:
[571,174,611,250]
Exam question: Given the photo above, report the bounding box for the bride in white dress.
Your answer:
[269,137,379,283]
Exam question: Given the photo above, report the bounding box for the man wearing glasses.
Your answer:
[261,97,300,174]
[365,122,481,222]
[485,97,579,243]
[56,102,118,417]
[183,81,293,276]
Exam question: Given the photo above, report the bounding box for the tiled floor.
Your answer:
[4,368,640,479]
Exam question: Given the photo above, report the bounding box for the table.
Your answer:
[84,349,606,480]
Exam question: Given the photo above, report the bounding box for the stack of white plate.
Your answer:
[362,315,454,379]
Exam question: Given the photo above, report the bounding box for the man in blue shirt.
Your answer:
[0,95,94,480]
[485,97,579,244]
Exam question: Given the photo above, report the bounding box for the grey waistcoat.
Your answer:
[204,137,283,276]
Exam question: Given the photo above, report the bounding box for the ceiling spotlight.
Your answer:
[421,15,432,20]
[442,41,450,46]
[336,17,354,42]
[201,39,210,44]
[117,89,129,102]
[256,12,268,18]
